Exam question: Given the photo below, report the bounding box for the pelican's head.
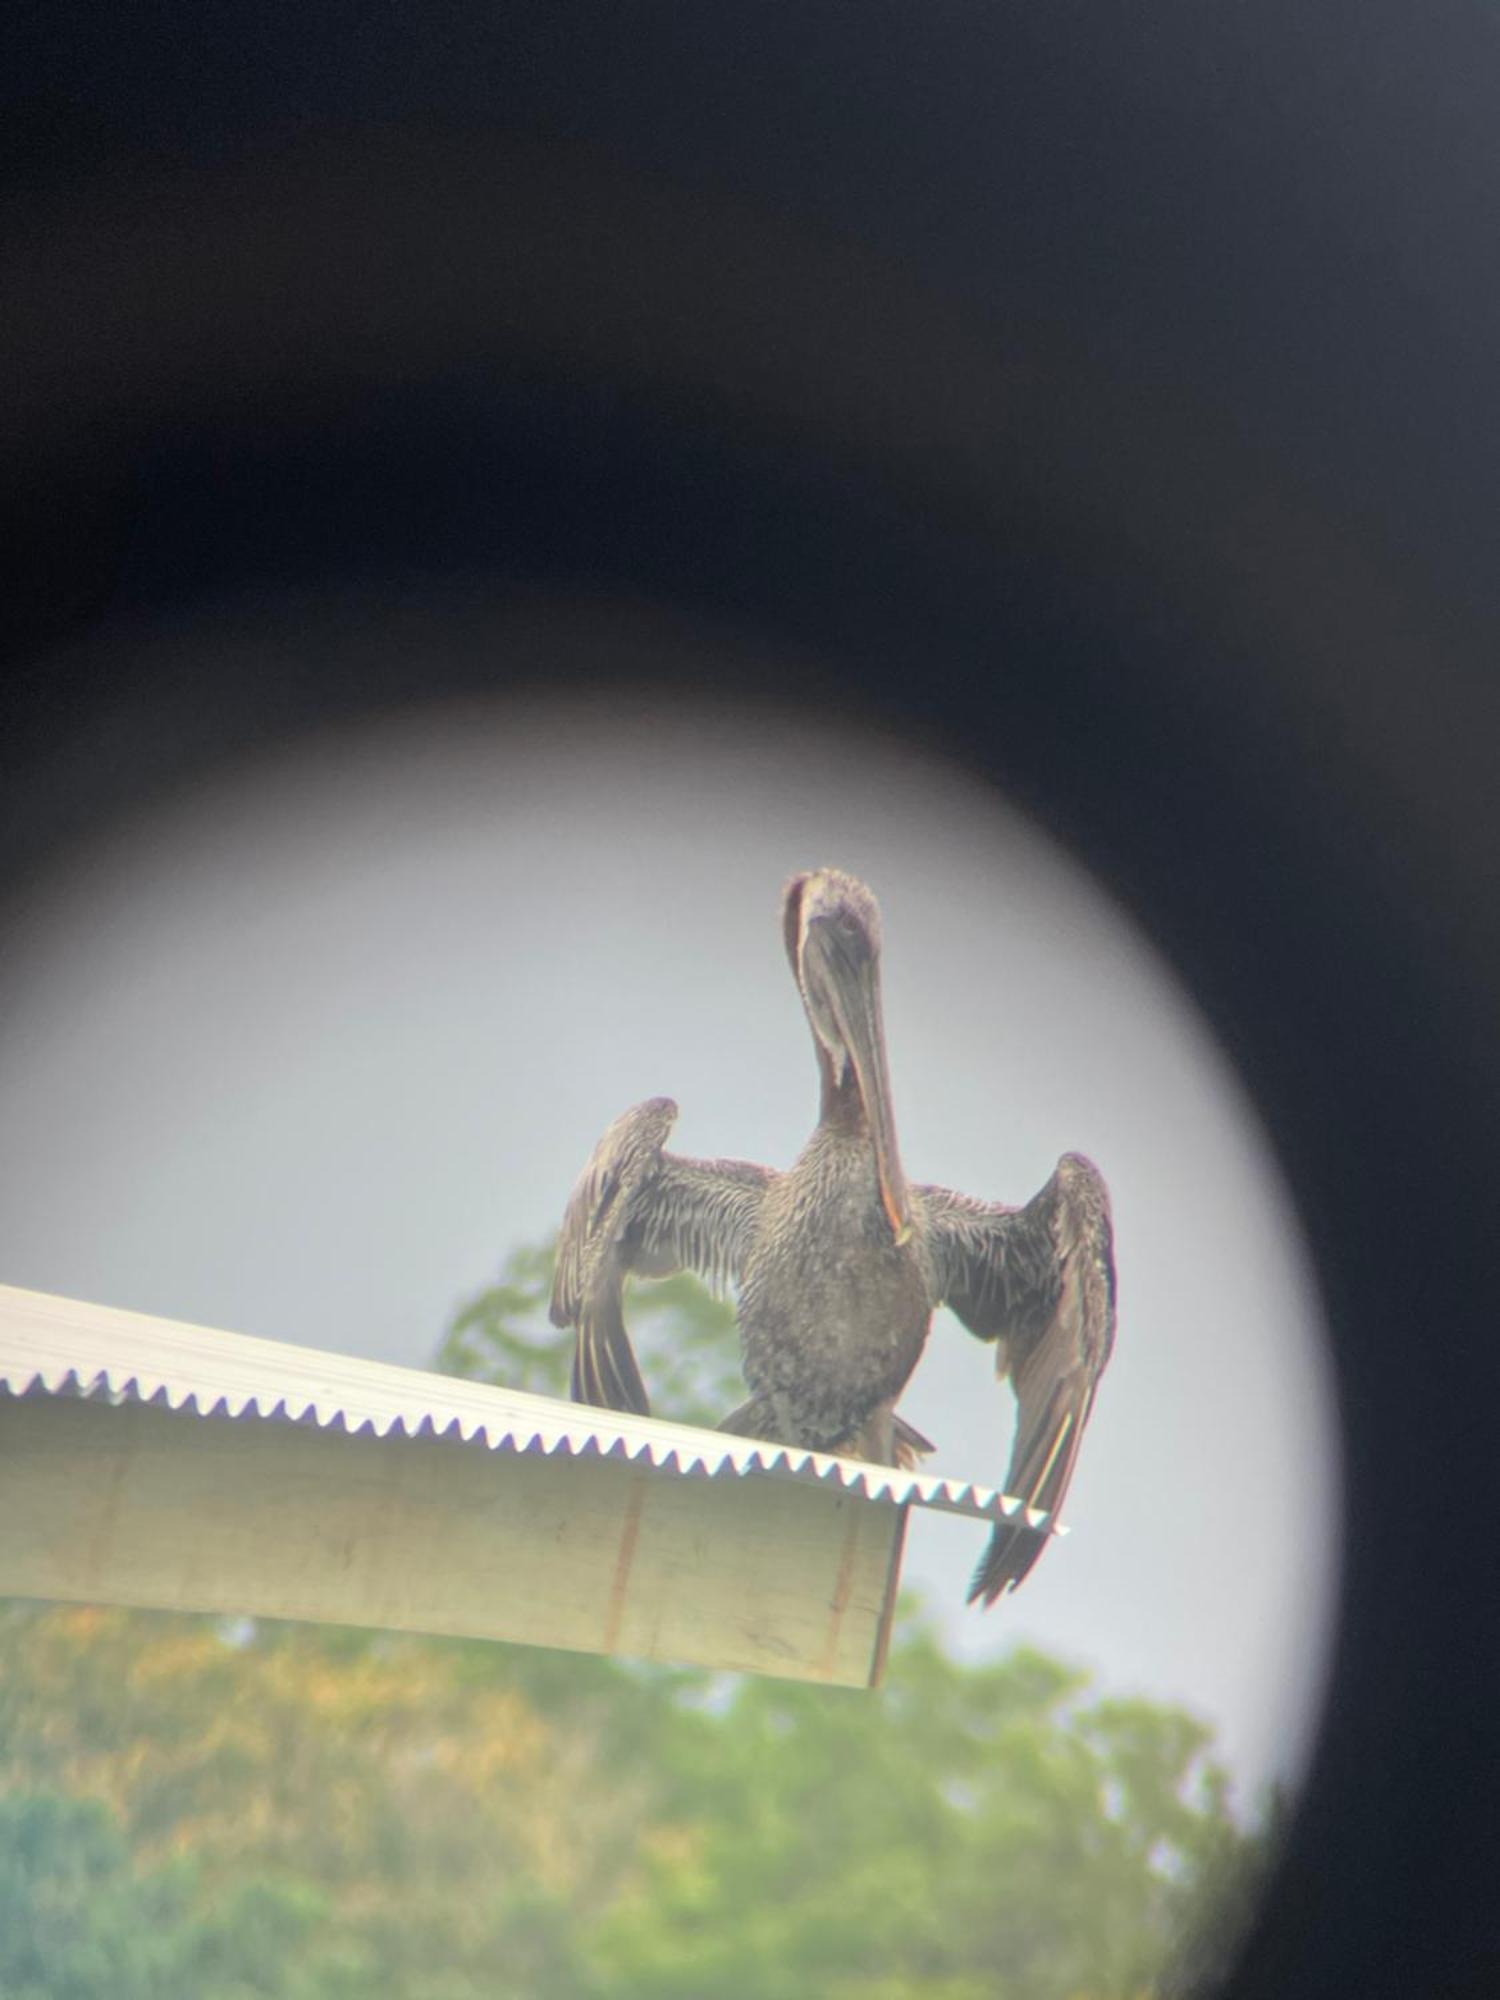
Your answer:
[782,869,913,1244]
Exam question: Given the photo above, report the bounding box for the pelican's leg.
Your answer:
[836,1400,901,1467]
[716,1394,779,1442]
[720,1396,934,1468]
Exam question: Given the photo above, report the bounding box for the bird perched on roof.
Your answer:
[549,867,1116,1601]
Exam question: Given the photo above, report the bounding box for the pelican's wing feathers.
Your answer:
[916,1152,1116,1603]
[549,1097,773,1416]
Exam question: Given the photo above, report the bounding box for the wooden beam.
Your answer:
[0,1283,1039,1685]
[0,1390,905,1686]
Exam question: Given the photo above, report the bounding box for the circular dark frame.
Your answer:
[5,13,1500,1994]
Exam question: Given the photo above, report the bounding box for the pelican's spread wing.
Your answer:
[917,1153,1116,1603]
[549,1097,773,1416]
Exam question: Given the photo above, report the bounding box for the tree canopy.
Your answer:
[0,1245,1273,1996]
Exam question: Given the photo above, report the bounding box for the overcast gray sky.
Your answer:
[0,598,1341,1804]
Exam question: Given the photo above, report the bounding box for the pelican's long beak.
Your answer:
[860,1039,915,1247]
[806,919,914,1245]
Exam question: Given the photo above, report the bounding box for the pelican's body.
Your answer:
[736,1122,932,1462]
[549,868,1116,1602]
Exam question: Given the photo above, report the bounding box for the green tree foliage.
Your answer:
[0,1245,1274,1997]
[585,1615,1266,2000]
[0,1790,326,2000]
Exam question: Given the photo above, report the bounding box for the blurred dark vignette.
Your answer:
[3,6,1499,1996]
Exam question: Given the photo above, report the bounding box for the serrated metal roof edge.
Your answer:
[0,1282,1058,1534]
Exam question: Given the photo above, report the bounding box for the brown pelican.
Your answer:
[549,868,1116,1601]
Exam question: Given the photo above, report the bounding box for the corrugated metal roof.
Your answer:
[0,1284,1056,1534]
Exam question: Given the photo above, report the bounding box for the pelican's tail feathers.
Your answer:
[570,1303,651,1418]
